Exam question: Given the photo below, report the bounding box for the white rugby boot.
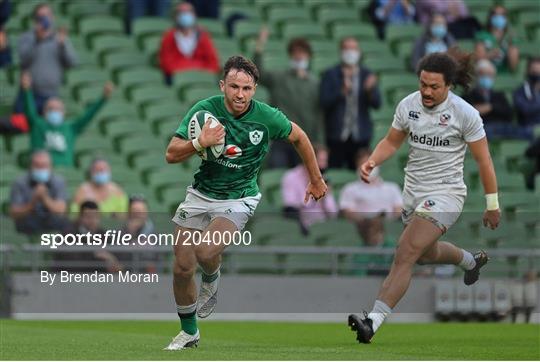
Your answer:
[163,330,200,350]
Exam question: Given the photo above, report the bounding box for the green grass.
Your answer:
[1,320,539,360]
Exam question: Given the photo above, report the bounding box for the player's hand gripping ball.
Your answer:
[188,110,225,161]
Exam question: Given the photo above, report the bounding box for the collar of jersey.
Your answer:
[420,91,452,114]
[225,98,254,120]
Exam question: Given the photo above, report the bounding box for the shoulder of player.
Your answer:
[447,92,480,120]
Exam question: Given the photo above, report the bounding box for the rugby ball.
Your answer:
[187,110,225,161]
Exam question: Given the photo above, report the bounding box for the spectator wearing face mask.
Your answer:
[464,59,515,139]
[254,28,322,168]
[281,144,338,235]
[411,13,456,71]
[72,158,128,214]
[320,37,381,170]
[475,5,519,73]
[158,1,220,85]
[21,73,113,167]
[513,57,540,128]
[9,150,69,234]
[15,3,78,114]
[339,149,402,247]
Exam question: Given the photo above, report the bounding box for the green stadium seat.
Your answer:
[63,2,111,29]
[75,135,114,164]
[143,101,185,121]
[78,16,123,46]
[132,153,167,173]
[102,51,149,73]
[311,55,338,76]
[498,173,526,191]
[66,67,108,98]
[234,20,263,45]
[325,168,357,193]
[74,83,107,104]
[261,54,289,70]
[331,23,377,41]
[309,219,358,246]
[155,119,182,138]
[254,85,270,104]
[309,39,338,56]
[259,168,286,206]
[316,7,360,27]
[97,100,138,124]
[132,17,170,48]
[364,57,405,75]
[281,22,326,40]
[251,217,302,244]
[229,252,279,274]
[145,166,192,191]
[173,70,218,95]
[182,85,220,106]
[266,7,311,30]
[197,18,227,38]
[386,24,423,55]
[213,37,242,57]
[90,34,136,64]
[159,185,189,212]
[254,0,301,19]
[117,134,165,161]
[494,75,522,93]
[285,253,335,274]
[129,85,177,108]
[220,5,260,23]
[140,33,163,56]
[518,42,540,59]
[379,73,418,103]
[303,0,349,14]
[0,164,22,187]
[116,67,164,93]
[103,119,150,145]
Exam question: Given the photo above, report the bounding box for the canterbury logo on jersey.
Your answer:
[409,132,450,146]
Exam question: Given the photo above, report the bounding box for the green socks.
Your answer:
[176,303,198,335]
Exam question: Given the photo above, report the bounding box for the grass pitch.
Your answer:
[1,320,539,360]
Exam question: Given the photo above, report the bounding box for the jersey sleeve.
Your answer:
[462,109,486,143]
[391,99,409,132]
[175,99,211,139]
[265,105,293,140]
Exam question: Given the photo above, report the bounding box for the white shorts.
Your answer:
[401,190,465,233]
[171,186,261,231]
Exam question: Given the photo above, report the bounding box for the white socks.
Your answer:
[458,249,476,271]
[367,300,392,333]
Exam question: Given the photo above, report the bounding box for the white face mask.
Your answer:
[290,58,309,71]
[341,49,360,65]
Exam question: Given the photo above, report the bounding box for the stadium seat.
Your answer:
[364,57,405,75]
[213,37,242,59]
[90,34,136,64]
[250,217,302,244]
[261,54,290,70]
[220,5,260,25]
[132,153,166,173]
[311,55,338,76]
[197,18,227,38]
[331,23,377,41]
[285,253,335,274]
[129,85,177,110]
[259,168,286,207]
[78,16,123,47]
[309,39,338,57]
[281,22,326,40]
[386,24,423,55]
[132,17,170,48]
[140,33,163,56]
[316,7,360,27]
[173,71,218,97]
[102,51,149,73]
[182,85,221,106]
[116,67,164,94]
[229,252,280,274]
[325,169,357,193]
[234,20,264,45]
[63,2,112,29]
[303,0,349,15]
[266,7,311,31]
[66,67,109,92]
[159,185,189,212]
[143,101,185,122]
[103,119,150,146]
[254,0,301,19]
[309,219,358,246]
[117,134,165,162]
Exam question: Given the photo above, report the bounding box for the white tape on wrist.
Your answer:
[192,138,204,152]
[485,193,499,210]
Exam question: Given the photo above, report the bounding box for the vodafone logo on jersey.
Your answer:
[223,144,242,159]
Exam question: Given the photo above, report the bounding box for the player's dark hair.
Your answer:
[287,38,312,57]
[223,55,259,84]
[80,200,99,212]
[416,48,475,90]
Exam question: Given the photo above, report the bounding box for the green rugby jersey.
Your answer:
[176,95,292,200]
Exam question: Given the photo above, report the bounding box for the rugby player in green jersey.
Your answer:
[163,55,327,350]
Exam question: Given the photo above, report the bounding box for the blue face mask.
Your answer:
[177,12,196,28]
[46,110,64,126]
[478,76,494,90]
[491,14,507,30]
[92,171,111,185]
[430,24,447,39]
[36,15,51,30]
[31,168,51,183]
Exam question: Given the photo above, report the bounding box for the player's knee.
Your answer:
[196,248,217,265]
[173,261,196,281]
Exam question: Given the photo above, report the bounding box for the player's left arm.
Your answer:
[287,122,327,202]
[468,137,500,229]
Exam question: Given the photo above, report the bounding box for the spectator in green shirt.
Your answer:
[474,4,519,73]
[21,72,114,167]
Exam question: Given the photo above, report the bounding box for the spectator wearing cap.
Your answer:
[158,1,220,85]
[21,73,113,167]
[320,37,381,170]
[9,150,69,234]
[72,158,128,214]
[15,2,78,114]
[254,27,322,168]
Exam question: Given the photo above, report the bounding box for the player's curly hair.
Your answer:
[223,55,260,84]
[416,48,475,91]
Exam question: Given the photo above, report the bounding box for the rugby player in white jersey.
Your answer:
[348,50,501,344]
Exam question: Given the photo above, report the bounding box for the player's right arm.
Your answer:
[165,121,225,163]
[361,127,407,183]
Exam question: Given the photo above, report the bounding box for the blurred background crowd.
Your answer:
[0,0,538,303]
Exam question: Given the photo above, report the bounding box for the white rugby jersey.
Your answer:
[391,91,486,196]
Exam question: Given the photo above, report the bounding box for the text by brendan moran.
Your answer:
[40,271,159,285]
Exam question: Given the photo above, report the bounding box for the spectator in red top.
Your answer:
[158,1,220,85]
